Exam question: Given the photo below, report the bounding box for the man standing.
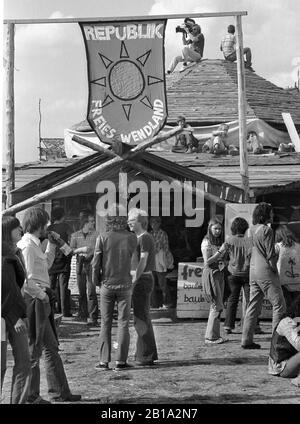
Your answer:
[48,207,72,317]
[17,206,81,403]
[220,24,253,70]
[127,208,158,366]
[92,204,137,371]
[70,215,99,326]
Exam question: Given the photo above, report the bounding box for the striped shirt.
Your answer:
[70,229,98,262]
[221,33,236,58]
[268,317,300,375]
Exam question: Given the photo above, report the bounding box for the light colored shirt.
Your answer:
[17,233,56,300]
[268,317,300,375]
[249,224,278,281]
[221,33,236,58]
[275,242,300,291]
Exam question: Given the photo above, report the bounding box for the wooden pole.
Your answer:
[38,98,42,160]
[4,11,247,25]
[71,134,117,158]
[235,15,250,203]
[5,23,15,208]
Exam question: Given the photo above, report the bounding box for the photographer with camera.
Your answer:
[167,19,205,74]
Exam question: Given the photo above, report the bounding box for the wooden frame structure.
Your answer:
[3,11,249,212]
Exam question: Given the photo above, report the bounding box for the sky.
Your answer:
[1,0,300,163]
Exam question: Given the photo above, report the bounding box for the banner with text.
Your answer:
[80,20,167,146]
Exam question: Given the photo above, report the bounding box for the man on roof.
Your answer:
[172,116,199,154]
[167,21,204,74]
[220,25,253,71]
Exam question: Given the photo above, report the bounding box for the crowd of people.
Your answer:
[167,20,253,74]
[1,202,300,403]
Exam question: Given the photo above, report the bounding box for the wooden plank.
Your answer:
[4,11,248,25]
[282,113,300,152]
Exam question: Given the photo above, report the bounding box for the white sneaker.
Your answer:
[205,337,227,345]
[291,377,300,387]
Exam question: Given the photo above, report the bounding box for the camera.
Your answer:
[175,25,187,34]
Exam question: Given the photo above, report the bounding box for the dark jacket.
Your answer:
[25,287,58,359]
[1,244,27,330]
[269,326,298,364]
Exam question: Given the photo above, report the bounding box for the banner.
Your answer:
[80,20,167,146]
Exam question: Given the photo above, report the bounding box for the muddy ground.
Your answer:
[2,310,300,405]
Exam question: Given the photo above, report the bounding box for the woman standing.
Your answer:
[201,217,228,344]
[275,225,300,307]
[1,216,31,404]
[241,203,286,349]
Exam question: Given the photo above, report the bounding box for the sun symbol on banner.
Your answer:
[90,41,164,121]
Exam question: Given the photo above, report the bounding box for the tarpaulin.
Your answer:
[79,19,167,146]
[64,118,291,158]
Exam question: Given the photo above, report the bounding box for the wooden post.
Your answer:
[235,15,250,203]
[5,23,15,208]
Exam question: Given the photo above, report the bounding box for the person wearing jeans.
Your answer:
[1,216,31,404]
[92,205,137,371]
[241,203,286,349]
[70,215,98,326]
[201,217,228,344]
[128,208,158,365]
[223,217,251,334]
[18,206,81,403]
[48,206,72,317]
[268,296,300,388]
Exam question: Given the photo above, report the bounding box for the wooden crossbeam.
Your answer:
[2,126,183,215]
[4,12,247,25]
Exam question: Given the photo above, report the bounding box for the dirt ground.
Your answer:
[2,310,300,405]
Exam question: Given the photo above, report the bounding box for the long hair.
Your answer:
[22,207,49,233]
[2,215,21,254]
[252,202,273,225]
[205,217,224,247]
[275,225,297,248]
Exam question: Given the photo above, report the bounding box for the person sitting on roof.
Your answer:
[202,124,230,155]
[167,23,204,74]
[247,131,265,154]
[172,116,199,153]
[220,25,253,71]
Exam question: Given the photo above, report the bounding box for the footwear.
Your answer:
[224,328,233,335]
[135,361,155,366]
[95,363,110,371]
[205,337,227,344]
[113,363,133,371]
[241,342,261,349]
[27,396,51,404]
[52,394,81,402]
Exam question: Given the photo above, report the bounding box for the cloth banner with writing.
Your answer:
[79,20,167,146]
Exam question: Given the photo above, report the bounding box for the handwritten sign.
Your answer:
[80,20,167,146]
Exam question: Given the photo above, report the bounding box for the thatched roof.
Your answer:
[166,59,300,129]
